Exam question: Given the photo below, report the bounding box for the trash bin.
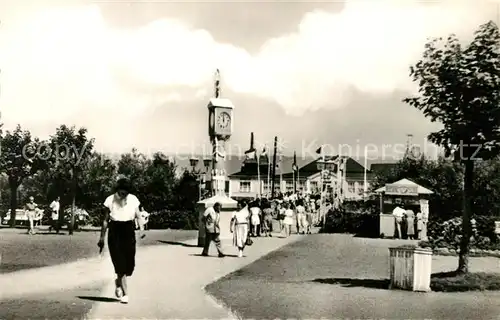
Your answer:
[389,246,432,292]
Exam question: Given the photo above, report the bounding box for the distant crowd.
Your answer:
[201,191,325,258]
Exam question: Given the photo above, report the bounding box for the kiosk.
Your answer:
[375,179,433,239]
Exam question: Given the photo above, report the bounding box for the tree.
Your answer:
[142,152,177,212]
[0,125,45,226]
[174,170,199,212]
[49,125,94,234]
[404,21,500,273]
[116,148,150,201]
[78,152,116,213]
[373,155,464,220]
[473,156,500,216]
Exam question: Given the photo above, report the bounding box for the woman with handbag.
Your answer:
[230,201,251,258]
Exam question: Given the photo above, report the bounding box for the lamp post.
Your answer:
[317,158,336,227]
[202,158,212,199]
[189,157,211,201]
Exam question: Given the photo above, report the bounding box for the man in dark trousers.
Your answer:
[201,202,225,257]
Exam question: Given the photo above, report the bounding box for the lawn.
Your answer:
[0,226,197,273]
[0,281,106,320]
[206,234,500,320]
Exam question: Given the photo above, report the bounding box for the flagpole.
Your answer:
[363,145,368,199]
[266,145,270,198]
[257,149,261,198]
[320,144,325,227]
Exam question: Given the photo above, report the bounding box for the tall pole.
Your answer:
[363,145,368,199]
[267,148,271,198]
[319,146,325,227]
[280,166,283,194]
[293,170,295,193]
[271,136,278,198]
[257,150,261,198]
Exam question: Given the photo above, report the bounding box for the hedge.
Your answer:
[423,216,500,250]
[320,202,380,238]
[147,210,198,230]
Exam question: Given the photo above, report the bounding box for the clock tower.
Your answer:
[197,69,237,247]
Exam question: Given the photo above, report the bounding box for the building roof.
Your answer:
[208,98,235,109]
[375,178,433,194]
[370,163,398,174]
[230,155,372,180]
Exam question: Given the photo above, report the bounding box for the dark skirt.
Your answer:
[108,220,136,276]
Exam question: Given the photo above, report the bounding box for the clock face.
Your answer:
[217,111,231,130]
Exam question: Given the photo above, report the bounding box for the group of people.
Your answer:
[392,204,427,240]
[93,179,324,305]
[20,196,60,235]
[200,194,320,259]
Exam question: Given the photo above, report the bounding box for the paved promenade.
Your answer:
[86,234,301,319]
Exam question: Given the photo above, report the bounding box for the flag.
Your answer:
[292,151,298,172]
[245,149,256,160]
[261,145,267,156]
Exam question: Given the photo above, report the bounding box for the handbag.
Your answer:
[246,237,253,246]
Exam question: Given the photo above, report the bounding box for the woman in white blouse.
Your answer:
[98,177,145,304]
[283,202,295,237]
[230,201,250,258]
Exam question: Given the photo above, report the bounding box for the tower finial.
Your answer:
[404,133,414,158]
[214,69,221,98]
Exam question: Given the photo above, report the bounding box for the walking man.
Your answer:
[48,196,60,233]
[201,202,225,257]
[24,196,38,235]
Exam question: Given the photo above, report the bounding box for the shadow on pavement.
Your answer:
[0,263,47,274]
[312,277,390,290]
[157,240,198,247]
[189,253,239,258]
[77,296,118,303]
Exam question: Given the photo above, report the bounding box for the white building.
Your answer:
[228,155,374,200]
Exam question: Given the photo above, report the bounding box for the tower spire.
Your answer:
[405,133,413,158]
[214,69,221,98]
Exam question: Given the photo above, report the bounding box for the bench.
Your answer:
[2,209,43,226]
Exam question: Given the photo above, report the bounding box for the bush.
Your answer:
[148,210,198,230]
[431,271,500,292]
[425,216,500,250]
[320,201,380,238]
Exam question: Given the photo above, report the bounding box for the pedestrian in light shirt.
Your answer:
[392,205,405,239]
[49,196,60,234]
[201,202,225,258]
[24,196,38,235]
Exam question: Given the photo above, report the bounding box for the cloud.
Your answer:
[0,0,495,128]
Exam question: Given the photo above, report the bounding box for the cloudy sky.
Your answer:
[0,0,498,160]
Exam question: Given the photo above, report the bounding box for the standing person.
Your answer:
[305,206,313,234]
[416,211,424,240]
[392,205,405,239]
[97,177,145,304]
[261,200,273,237]
[282,203,294,237]
[201,202,225,258]
[230,201,250,257]
[249,201,261,237]
[24,196,38,235]
[406,208,415,240]
[136,206,150,230]
[296,200,307,235]
[48,196,60,234]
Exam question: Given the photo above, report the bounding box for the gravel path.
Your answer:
[0,229,197,319]
[206,234,500,320]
